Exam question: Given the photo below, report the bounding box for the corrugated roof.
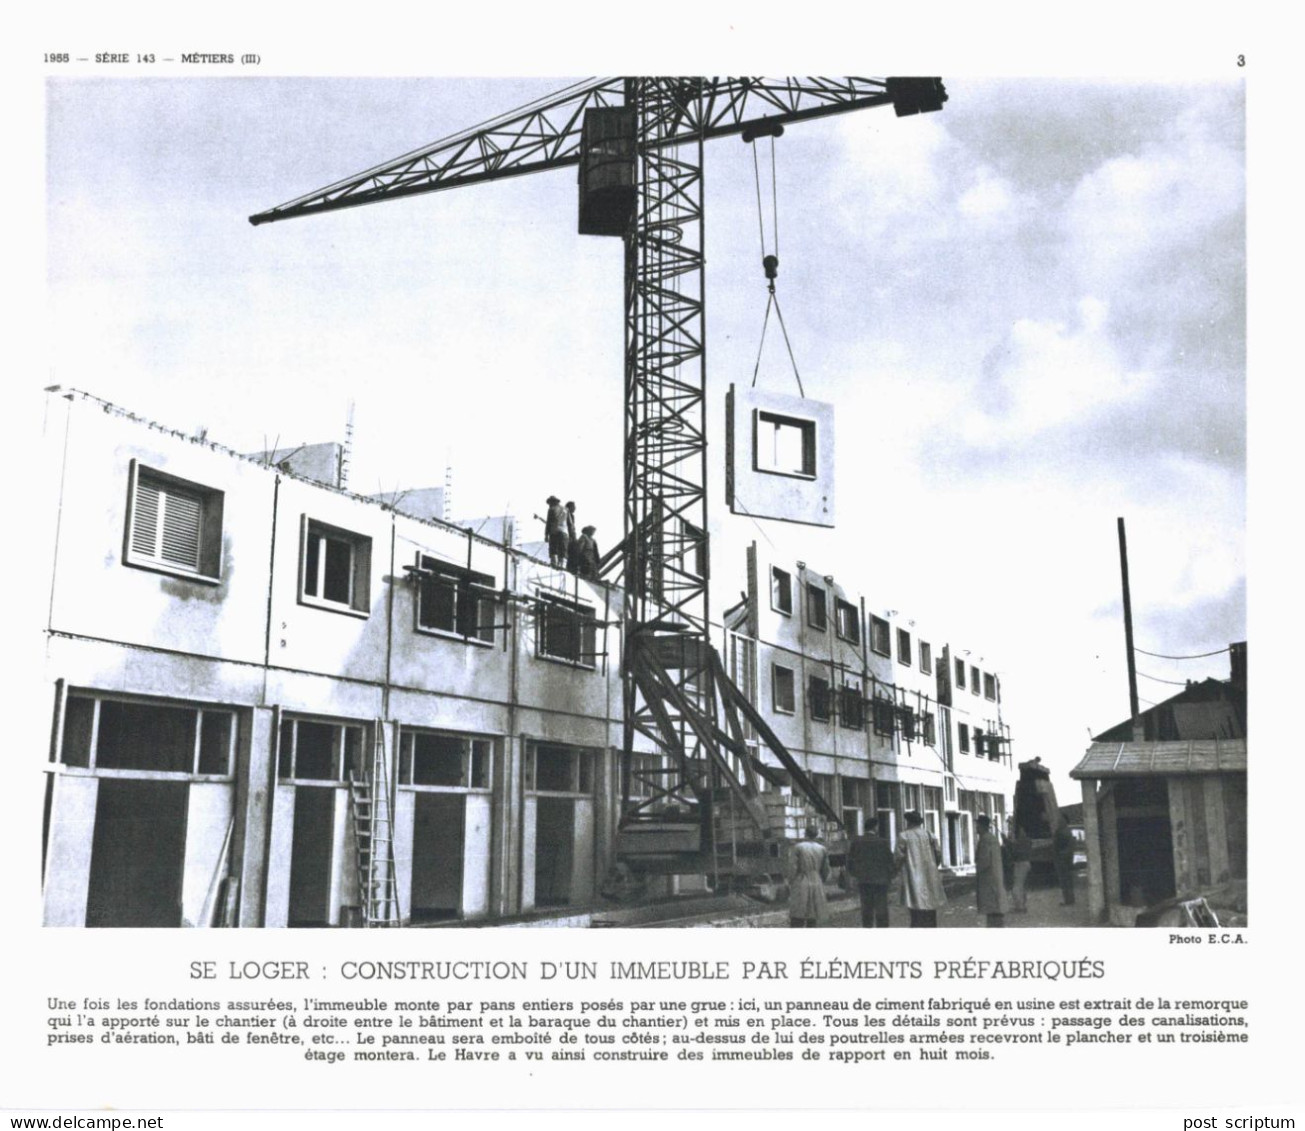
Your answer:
[1070,738,1246,779]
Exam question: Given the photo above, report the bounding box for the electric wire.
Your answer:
[1135,645,1231,660]
[1136,670,1192,687]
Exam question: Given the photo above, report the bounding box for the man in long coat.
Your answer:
[544,496,568,568]
[975,815,1009,927]
[787,825,830,927]
[895,810,946,927]
[846,815,895,927]
[576,525,600,579]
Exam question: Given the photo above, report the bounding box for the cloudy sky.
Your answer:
[44,75,1245,800]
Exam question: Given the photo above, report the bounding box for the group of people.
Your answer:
[974,816,1076,927]
[787,810,947,929]
[542,495,599,578]
[788,809,1077,929]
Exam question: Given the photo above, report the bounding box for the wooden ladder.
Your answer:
[348,722,402,927]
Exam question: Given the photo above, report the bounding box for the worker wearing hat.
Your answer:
[564,501,579,572]
[543,496,568,568]
[576,524,600,579]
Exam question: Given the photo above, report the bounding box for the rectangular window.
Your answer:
[526,743,593,795]
[955,658,966,689]
[770,567,793,615]
[974,728,985,757]
[60,693,235,777]
[869,616,891,656]
[124,464,223,581]
[301,518,371,615]
[872,696,896,737]
[970,665,981,695]
[983,672,997,700]
[842,775,870,810]
[772,664,795,714]
[415,555,496,643]
[808,674,831,722]
[897,628,912,667]
[835,599,860,644]
[754,410,816,478]
[922,712,937,746]
[536,594,599,667]
[278,717,364,783]
[897,704,918,741]
[838,685,865,730]
[400,731,492,789]
[958,722,970,754]
[919,641,932,675]
[806,585,828,631]
[811,773,838,812]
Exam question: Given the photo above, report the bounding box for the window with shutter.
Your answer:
[124,464,222,581]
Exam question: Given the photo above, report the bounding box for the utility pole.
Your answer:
[1117,517,1140,725]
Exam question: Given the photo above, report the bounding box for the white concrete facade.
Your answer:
[40,388,1016,925]
[739,544,1016,870]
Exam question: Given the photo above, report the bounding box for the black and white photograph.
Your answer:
[37,73,1246,932]
[7,16,1293,1127]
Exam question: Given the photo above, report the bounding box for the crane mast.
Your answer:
[251,75,946,886]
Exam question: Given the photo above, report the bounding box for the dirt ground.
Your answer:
[822,870,1092,929]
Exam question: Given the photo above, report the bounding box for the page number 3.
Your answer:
[1237,54,1245,66]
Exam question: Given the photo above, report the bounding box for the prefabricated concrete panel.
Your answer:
[393,790,416,922]
[521,797,537,911]
[43,774,98,927]
[181,782,234,927]
[571,798,595,905]
[263,785,296,928]
[463,793,492,919]
[327,788,350,926]
[726,384,835,527]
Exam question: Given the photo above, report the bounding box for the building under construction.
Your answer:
[39,387,1016,927]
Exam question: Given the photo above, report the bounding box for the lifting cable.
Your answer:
[746,127,805,398]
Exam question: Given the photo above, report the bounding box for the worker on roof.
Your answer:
[576,524,600,579]
[564,501,579,572]
[543,495,568,568]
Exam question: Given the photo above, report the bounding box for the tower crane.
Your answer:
[251,76,947,893]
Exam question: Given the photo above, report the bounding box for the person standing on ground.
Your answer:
[1053,821,1077,906]
[1009,829,1033,913]
[846,815,895,927]
[576,524,600,580]
[787,825,831,928]
[895,810,946,927]
[975,815,1008,928]
[544,495,568,568]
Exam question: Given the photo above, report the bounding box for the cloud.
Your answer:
[963,297,1155,444]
